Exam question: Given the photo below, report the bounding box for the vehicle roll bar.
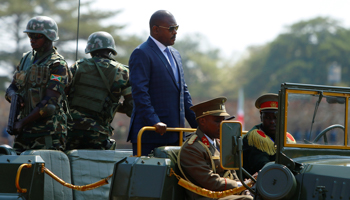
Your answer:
[137,127,196,157]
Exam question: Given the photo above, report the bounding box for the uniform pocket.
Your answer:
[28,88,41,109]
[15,71,27,87]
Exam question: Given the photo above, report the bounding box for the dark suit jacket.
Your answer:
[127,37,197,144]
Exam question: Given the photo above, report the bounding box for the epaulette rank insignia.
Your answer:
[188,135,198,145]
[201,136,210,148]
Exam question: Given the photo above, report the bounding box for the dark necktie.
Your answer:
[214,140,220,152]
[165,47,179,84]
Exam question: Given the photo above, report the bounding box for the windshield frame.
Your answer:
[276,83,350,162]
[283,89,349,149]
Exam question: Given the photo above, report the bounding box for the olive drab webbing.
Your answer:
[69,58,121,121]
[29,64,50,85]
[15,49,64,118]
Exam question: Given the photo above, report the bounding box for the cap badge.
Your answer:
[270,102,277,108]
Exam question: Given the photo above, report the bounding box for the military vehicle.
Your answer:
[1,82,350,200]
[221,82,350,200]
[0,127,198,200]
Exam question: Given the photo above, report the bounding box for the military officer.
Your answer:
[66,31,133,150]
[242,93,296,175]
[5,16,71,153]
[178,97,253,200]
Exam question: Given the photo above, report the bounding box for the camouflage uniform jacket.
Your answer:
[68,56,132,136]
[10,47,70,138]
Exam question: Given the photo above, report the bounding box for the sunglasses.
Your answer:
[27,33,44,40]
[157,25,179,32]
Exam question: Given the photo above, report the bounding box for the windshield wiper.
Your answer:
[305,91,323,143]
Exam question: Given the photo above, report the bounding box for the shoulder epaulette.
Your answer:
[247,129,276,155]
[188,134,198,145]
[286,132,296,144]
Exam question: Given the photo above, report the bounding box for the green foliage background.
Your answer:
[230,17,350,99]
[2,1,350,147]
[2,1,350,102]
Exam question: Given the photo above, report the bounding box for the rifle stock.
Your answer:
[7,94,20,135]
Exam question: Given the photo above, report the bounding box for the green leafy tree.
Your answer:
[232,17,350,98]
[174,33,225,99]
[0,0,138,71]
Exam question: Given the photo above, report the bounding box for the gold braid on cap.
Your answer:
[196,110,225,119]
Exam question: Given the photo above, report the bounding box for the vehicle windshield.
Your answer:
[285,90,349,147]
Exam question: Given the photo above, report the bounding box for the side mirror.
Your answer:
[220,121,243,170]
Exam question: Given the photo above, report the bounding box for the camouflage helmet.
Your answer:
[24,16,59,41]
[85,31,117,55]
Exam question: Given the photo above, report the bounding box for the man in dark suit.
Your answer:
[128,10,198,156]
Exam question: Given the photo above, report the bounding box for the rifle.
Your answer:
[7,94,20,135]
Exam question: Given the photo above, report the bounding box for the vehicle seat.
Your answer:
[153,146,181,162]
[65,149,132,200]
[153,146,186,199]
[0,144,17,155]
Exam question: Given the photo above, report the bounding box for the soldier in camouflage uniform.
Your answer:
[66,31,133,150]
[5,16,71,153]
